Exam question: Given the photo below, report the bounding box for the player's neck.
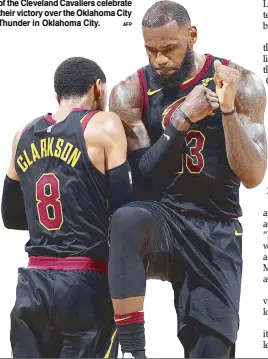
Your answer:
[53,100,98,122]
[187,52,207,80]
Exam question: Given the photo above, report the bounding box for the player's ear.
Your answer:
[94,79,102,100]
[189,26,197,46]
[94,80,107,111]
[56,94,61,105]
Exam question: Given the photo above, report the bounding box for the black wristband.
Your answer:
[220,106,236,116]
[106,161,134,212]
[1,175,28,230]
[176,108,193,125]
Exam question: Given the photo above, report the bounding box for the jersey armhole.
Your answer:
[223,59,230,66]
[15,117,42,164]
[137,68,148,121]
[20,116,44,139]
[80,110,100,133]
[20,119,35,138]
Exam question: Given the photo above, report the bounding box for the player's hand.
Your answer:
[179,85,219,123]
[214,60,240,113]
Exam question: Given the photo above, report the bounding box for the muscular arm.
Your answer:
[109,73,150,152]
[222,62,267,188]
[102,112,129,169]
[109,73,188,191]
[1,131,28,230]
[96,112,134,211]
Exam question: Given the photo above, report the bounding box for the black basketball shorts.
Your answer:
[126,200,243,346]
[11,257,118,358]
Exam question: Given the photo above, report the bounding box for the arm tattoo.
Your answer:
[109,73,150,152]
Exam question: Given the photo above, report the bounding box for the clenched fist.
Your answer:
[178,85,219,123]
[214,60,240,112]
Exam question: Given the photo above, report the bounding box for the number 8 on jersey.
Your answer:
[36,173,63,231]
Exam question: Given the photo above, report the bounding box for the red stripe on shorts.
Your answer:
[28,256,108,274]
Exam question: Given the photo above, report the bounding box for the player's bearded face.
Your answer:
[150,45,195,89]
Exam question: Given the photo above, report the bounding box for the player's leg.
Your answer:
[10,268,60,358]
[10,316,41,358]
[108,203,163,358]
[53,270,118,358]
[182,321,233,358]
[172,216,242,358]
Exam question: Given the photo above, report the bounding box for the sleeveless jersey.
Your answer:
[15,109,109,260]
[137,54,242,218]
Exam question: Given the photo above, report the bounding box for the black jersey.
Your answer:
[137,54,242,218]
[15,109,109,260]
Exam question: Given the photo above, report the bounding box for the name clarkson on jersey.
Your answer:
[17,137,81,172]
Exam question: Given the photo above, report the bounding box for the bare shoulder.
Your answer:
[228,61,266,92]
[95,111,125,138]
[84,111,126,146]
[229,61,266,120]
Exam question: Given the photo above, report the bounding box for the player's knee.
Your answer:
[110,205,155,232]
[109,205,155,249]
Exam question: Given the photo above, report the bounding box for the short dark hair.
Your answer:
[142,1,191,28]
[54,57,106,99]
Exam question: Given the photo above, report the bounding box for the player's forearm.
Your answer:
[131,123,186,190]
[1,176,28,230]
[223,114,267,188]
[106,161,135,213]
[134,111,190,190]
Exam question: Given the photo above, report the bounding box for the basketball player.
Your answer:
[1,57,133,358]
[108,1,267,358]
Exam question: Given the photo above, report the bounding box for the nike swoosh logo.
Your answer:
[115,316,132,322]
[128,171,132,184]
[235,231,243,236]
[163,134,170,140]
[147,88,162,96]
